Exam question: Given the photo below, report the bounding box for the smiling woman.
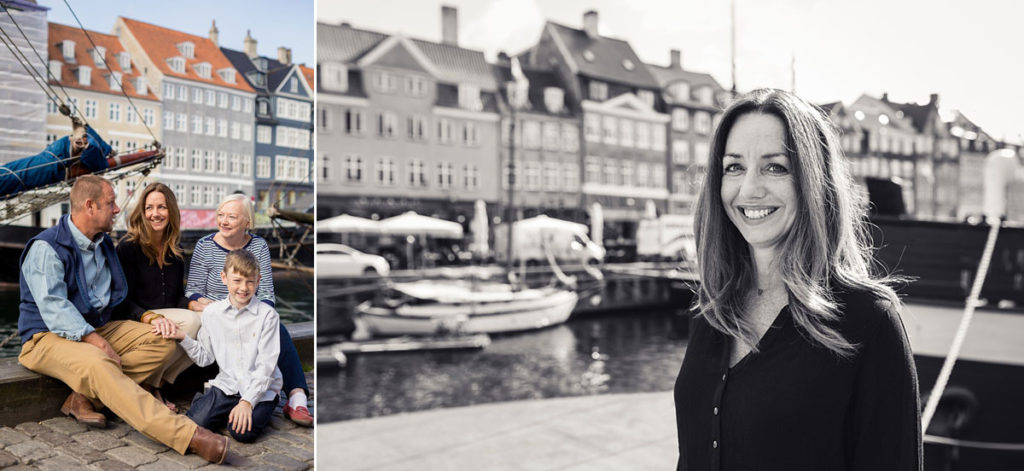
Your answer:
[674,88,922,470]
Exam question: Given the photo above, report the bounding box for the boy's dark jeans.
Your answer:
[187,386,277,443]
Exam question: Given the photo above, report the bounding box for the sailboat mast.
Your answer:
[505,103,516,272]
[730,0,737,94]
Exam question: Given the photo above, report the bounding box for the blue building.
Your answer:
[223,32,313,221]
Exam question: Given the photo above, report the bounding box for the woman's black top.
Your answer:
[114,239,189,321]
[674,287,921,471]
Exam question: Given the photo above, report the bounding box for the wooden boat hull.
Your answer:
[359,289,578,336]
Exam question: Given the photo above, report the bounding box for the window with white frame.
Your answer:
[190,149,202,170]
[242,124,252,141]
[167,57,185,74]
[672,140,691,164]
[229,154,240,174]
[126,107,138,124]
[204,117,215,136]
[176,113,187,132]
[231,95,241,111]
[563,163,579,190]
[257,125,272,144]
[276,128,311,150]
[108,140,120,152]
[636,162,649,187]
[672,109,690,131]
[240,154,251,177]
[217,119,227,137]
[457,84,482,111]
[217,92,228,108]
[176,41,195,58]
[562,123,579,152]
[543,122,560,150]
[408,160,426,187]
[143,108,154,127]
[218,68,236,84]
[256,156,272,178]
[47,101,58,115]
[117,51,131,71]
[343,155,362,182]
[190,185,201,206]
[405,75,428,97]
[621,161,634,187]
[462,122,479,146]
[257,99,269,116]
[276,98,311,122]
[84,99,97,119]
[525,161,541,190]
[134,77,146,95]
[669,82,690,103]
[652,124,666,151]
[378,112,398,138]
[322,62,348,92]
[203,150,214,172]
[543,162,560,190]
[619,119,634,147]
[522,120,540,149]
[585,114,601,142]
[77,66,91,86]
[175,148,186,168]
[406,115,427,141]
[163,83,175,99]
[231,122,241,140]
[376,158,395,185]
[437,118,453,143]
[61,40,75,61]
[635,122,650,150]
[243,99,252,113]
[437,162,453,188]
[544,87,564,113]
[695,112,711,135]
[344,109,366,135]
[373,71,396,93]
[695,86,714,106]
[106,72,122,91]
[652,164,666,188]
[694,142,710,164]
[162,147,174,169]
[205,90,215,106]
[637,90,655,108]
[216,152,227,173]
[589,80,608,101]
[288,77,299,94]
[585,156,602,183]
[203,186,213,207]
[192,116,202,133]
[163,111,174,130]
[463,164,479,190]
[176,84,187,100]
[604,159,618,185]
[192,87,202,103]
[602,116,617,144]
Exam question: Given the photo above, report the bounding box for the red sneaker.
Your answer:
[284,405,313,427]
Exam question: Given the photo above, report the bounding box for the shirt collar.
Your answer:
[224,296,261,317]
[67,215,102,252]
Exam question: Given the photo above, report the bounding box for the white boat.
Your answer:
[358,280,579,336]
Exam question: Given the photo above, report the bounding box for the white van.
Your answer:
[494,215,605,266]
[636,214,697,262]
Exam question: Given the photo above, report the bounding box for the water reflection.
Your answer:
[319,308,688,423]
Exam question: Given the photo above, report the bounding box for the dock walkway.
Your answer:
[319,392,677,471]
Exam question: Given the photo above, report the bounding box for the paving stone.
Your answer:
[90,458,136,471]
[139,457,193,470]
[272,430,306,446]
[268,415,297,431]
[7,439,55,463]
[258,452,308,471]
[124,430,171,453]
[4,465,38,470]
[0,448,18,467]
[74,430,126,451]
[34,430,72,447]
[14,422,49,437]
[106,422,133,438]
[104,445,159,467]
[225,439,266,457]
[157,450,209,469]
[0,426,30,446]
[40,416,88,435]
[259,437,313,462]
[56,442,108,464]
[35,453,83,471]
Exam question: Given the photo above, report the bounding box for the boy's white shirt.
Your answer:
[180,295,284,405]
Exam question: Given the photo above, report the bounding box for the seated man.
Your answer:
[0,118,112,198]
[17,175,228,464]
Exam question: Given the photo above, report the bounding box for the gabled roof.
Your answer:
[47,22,159,101]
[300,65,314,90]
[223,47,311,98]
[647,63,723,92]
[492,62,574,117]
[545,21,659,90]
[850,94,916,133]
[118,17,253,93]
[889,101,933,134]
[410,39,496,90]
[317,22,387,64]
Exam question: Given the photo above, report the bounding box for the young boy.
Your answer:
[168,250,283,443]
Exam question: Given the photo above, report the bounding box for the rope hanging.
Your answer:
[0,4,80,119]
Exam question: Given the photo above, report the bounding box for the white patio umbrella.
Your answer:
[470,200,489,257]
[317,214,381,234]
[589,202,604,248]
[379,211,464,239]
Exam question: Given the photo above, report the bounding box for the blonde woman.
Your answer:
[674,89,921,470]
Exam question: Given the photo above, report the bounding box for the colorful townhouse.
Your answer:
[115,17,256,228]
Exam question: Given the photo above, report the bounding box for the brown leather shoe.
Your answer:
[59,392,106,428]
[188,426,228,464]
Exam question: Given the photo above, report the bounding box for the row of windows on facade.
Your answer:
[166,57,236,84]
[160,147,311,183]
[47,99,155,126]
[256,189,305,210]
[584,114,669,151]
[320,64,486,112]
[325,156,483,191]
[585,157,668,189]
[499,119,579,153]
[162,83,252,112]
[320,107,484,147]
[59,41,131,71]
[45,134,146,154]
[162,112,252,142]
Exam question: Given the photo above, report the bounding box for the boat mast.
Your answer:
[730,0,737,94]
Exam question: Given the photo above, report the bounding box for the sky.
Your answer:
[40,0,314,66]
[319,0,1023,143]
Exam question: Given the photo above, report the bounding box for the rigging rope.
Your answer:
[0,23,67,114]
[61,0,158,142]
[0,4,80,117]
[920,220,1001,432]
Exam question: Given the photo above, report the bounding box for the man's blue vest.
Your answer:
[18,214,127,344]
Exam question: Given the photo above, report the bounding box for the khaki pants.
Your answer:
[19,320,198,454]
[152,308,202,384]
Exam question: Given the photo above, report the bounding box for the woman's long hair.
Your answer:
[693,88,899,357]
[121,182,183,267]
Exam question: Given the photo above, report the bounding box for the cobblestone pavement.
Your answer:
[0,372,314,470]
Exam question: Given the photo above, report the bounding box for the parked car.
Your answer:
[317,243,390,277]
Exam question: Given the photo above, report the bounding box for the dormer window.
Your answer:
[668,82,690,103]
[134,77,147,95]
[118,52,131,72]
[167,57,185,74]
[247,71,266,87]
[107,71,122,90]
[457,84,482,111]
[254,57,268,73]
[218,68,236,83]
[543,87,564,113]
[695,86,713,106]
[589,80,608,101]
[90,46,106,68]
[76,65,91,86]
[321,62,347,92]
[176,41,195,59]
[48,60,62,80]
[637,90,655,108]
[194,62,212,79]
[61,40,75,62]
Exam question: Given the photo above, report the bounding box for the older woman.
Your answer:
[116,182,198,411]
[185,194,312,427]
[674,89,921,470]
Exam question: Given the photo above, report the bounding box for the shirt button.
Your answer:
[714,407,719,415]
[713,440,718,449]
[721,373,727,381]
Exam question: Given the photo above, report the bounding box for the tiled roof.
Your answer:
[118,17,253,93]
[890,101,932,134]
[267,66,293,91]
[647,63,723,92]
[300,65,314,90]
[410,39,496,90]
[317,22,386,64]
[492,62,574,117]
[547,21,659,89]
[47,22,159,101]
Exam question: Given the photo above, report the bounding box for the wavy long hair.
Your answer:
[693,88,899,357]
[121,182,183,267]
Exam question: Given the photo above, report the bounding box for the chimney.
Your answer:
[243,30,258,59]
[340,22,351,28]
[441,5,458,46]
[583,10,599,38]
[670,49,681,69]
[277,47,292,65]
[209,20,219,46]
[881,92,889,102]
[929,93,939,107]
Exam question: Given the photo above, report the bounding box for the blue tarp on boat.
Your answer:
[0,126,111,198]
